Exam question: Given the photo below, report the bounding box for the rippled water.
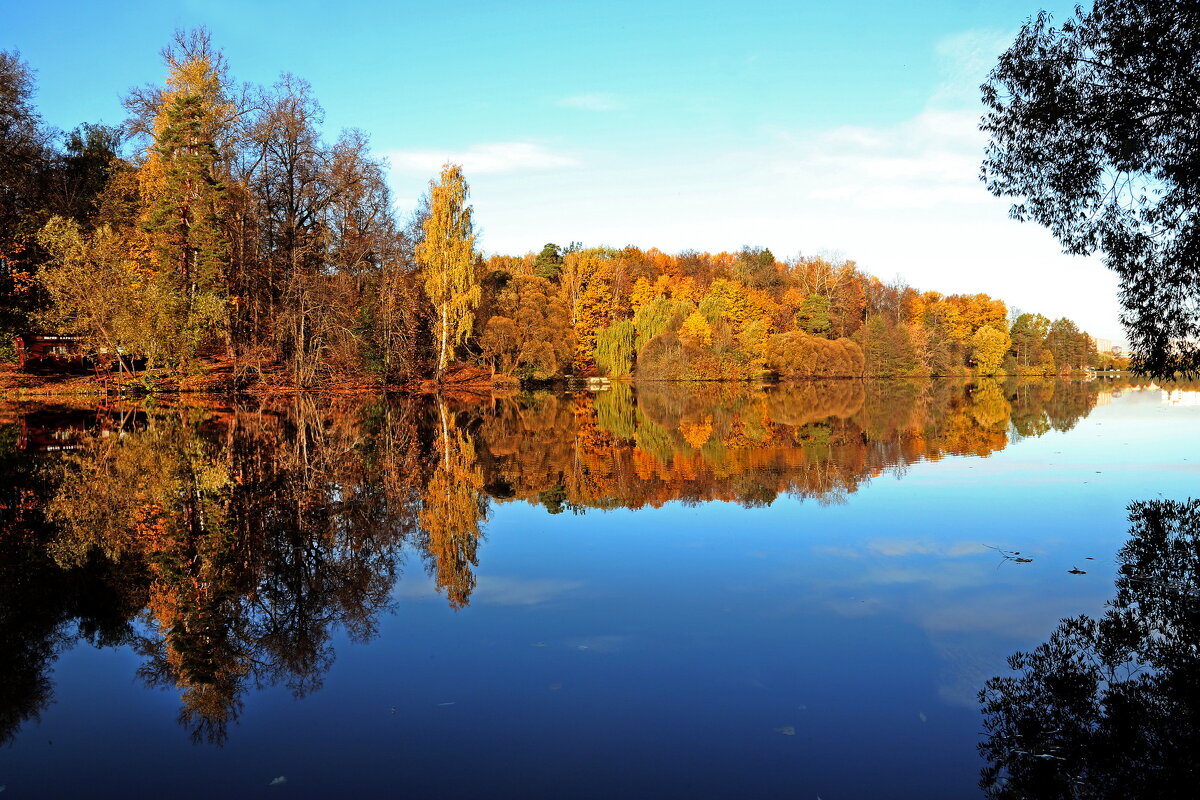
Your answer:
[1,378,1197,798]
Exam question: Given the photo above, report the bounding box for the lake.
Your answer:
[1,378,1197,798]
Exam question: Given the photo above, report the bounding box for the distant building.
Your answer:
[13,334,87,372]
[1092,337,1129,358]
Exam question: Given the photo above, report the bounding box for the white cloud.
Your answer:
[558,92,621,111]
[387,141,579,175]
[393,572,582,606]
[866,538,987,558]
[763,107,992,212]
[473,575,582,606]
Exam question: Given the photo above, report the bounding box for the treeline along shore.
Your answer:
[0,31,1119,396]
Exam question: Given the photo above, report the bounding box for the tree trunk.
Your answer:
[438,302,449,379]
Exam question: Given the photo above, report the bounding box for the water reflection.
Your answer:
[421,399,488,609]
[979,498,1200,799]
[0,378,1120,746]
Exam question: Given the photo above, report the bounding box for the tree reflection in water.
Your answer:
[979,498,1200,799]
[419,400,488,609]
[0,378,1117,746]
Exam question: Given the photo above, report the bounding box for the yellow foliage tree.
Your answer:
[679,310,714,346]
[416,164,478,377]
[971,324,1012,375]
[668,275,701,303]
[630,275,670,313]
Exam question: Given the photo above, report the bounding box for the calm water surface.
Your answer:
[1,378,1197,798]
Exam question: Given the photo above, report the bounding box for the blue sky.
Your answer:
[3,0,1125,341]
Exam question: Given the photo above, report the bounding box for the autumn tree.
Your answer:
[36,218,169,370]
[678,310,714,346]
[971,325,1011,376]
[142,95,231,305]
[829,260,868,338]
[698,279,757,330]
[322,130,412,382]
[632,295,690,351]
[416,164,478,378]
[478,274,574,379]
[131,30,238,368]
[733,246,780,290]
[765,331,865,379]
[559,247,622,371]
[233,72,412,385]
[27,30,423,385]
[594,318,636,377]
[630,275,670,313]
[237,74,328,377]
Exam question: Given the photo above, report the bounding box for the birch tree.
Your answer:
[415,164,477,378]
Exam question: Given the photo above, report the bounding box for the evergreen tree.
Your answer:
[533,242,563,282]
[143,94,229,303]
[135,37,234,367]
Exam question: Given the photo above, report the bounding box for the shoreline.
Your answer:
[0,361,1136,403]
